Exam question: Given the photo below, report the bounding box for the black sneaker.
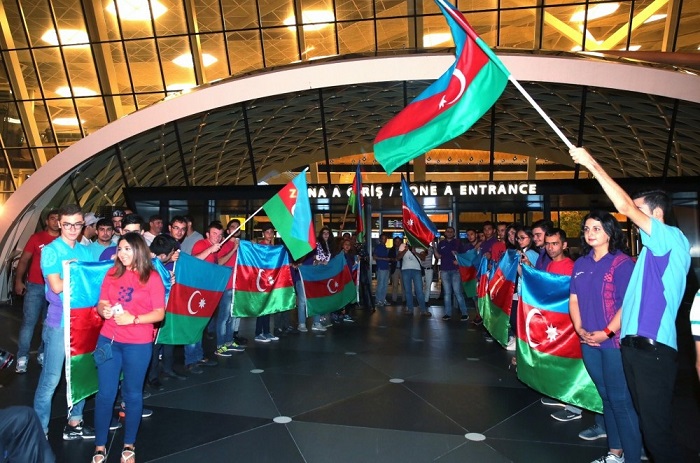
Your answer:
[442,314,451,321]
[63,421,95,440]
[234,335,248,345]
[460,315,470,322]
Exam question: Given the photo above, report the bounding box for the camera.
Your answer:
[0,349,15,370]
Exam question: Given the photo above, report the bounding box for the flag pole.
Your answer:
[434,0,575,150]
[220,205,264,246]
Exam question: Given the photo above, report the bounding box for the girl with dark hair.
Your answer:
[314,226,336,264]
[507,225,541,351]
[505,223,520,250]
[569,211,641,463]
[92,233,166,463]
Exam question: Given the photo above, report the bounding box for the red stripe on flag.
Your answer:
[489,269,515,314]
[166,283,222,318]
[235,265,293,292]
[460,266,476,283]
[70,307,104,356]
[305,269,352,299]
[517,301,582,359]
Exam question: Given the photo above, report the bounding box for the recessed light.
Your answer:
[53,117,84,126]
[173,53,217,68]
[56,86,97,97]
[41,29,89,46]
[571,3,620,22]
[106,0,167,20]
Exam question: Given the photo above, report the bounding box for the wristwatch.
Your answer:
[603,327,615,338]
[133,316,140,325]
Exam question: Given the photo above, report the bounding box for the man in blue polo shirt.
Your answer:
[570,147,690,463]
[373,234,391,307]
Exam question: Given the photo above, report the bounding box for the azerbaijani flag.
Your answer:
[373,0,510,174]
[481,250,519,347]
[299,253,357,317]
[456,248,479,298]
[401,177,438,249]
[262,170,316,260]
[348,164,365,243]
[157,252,231,345]
[232,240,295,317]
[517,265,602,413]
[63,260,112,407]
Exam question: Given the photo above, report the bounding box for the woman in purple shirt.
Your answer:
[570,211,641,463]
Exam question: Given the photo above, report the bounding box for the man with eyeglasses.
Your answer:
[35,204,96,440]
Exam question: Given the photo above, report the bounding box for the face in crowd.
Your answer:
[60,213,85,242]
[532,226,547,248]
[169,220,187,241]
[483,224,494,240]
[444,227,456,240]
[544,233,567,260]
[207,227,223,245]
[46,213,60,234]
[96,224,114,244]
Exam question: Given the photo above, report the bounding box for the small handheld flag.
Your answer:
[401,178,438,249]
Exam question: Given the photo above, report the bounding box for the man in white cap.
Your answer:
[79,212,101,245]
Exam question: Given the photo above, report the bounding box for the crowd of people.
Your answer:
[7,147,698,463]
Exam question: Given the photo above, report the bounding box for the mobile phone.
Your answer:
[112,303,124,315]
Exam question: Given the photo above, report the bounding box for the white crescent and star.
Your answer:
[525,308,559,347]
[327,279,339,294]
[256,269,267,292]
[187,290,203,315]
[438,68,467,109]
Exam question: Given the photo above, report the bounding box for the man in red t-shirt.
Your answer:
[490,221,508,264]
[544,228,574,277]
[14,209,60,373]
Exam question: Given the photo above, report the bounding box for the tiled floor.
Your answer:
[1,298,699,463]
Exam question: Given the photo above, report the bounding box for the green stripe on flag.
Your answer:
[158,313,210,345]
[462,280,477,299]
[306,284,356,317]
[481,297,510,347]
[232,287,296,317]
[70,353,98,405]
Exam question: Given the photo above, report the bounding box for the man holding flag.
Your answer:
[436,226,469,322]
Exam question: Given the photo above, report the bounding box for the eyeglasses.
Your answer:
[62,222,85,230]
[516,236,529,241]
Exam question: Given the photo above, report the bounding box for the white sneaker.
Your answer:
[297,323,308,332]
[15,356,28,374]
[591,453,624,463]
[506,336,516,351]
[37,352,44,367]
[311,323,327,332]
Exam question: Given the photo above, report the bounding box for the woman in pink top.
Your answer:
[92,233,165,463]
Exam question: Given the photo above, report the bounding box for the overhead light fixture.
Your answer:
[166,83,196,92]
[172,53,217,68]
[284,10,335,31]
[621,45,641,51]
[571,3,620,22]
[56,86,97,98]
[4,117,21,124]
[644,14,667,23]
[423,33,452,47]
[53,117,84,126]
[106,0,167,20]
[41,29,89,46]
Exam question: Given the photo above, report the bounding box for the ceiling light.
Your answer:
[284,10,335,31]
[423,33,452,47]
[106,0,167,20]
[621,45,641,51]
[56,86,97,98]
[4,117,21,124]
[571,3,620,22]
[644,14,666,23]
[53,117,84,126]
[172,53,217,68]
[166,83,196,92]
[41,29,89,46]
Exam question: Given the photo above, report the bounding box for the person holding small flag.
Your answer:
[436,226,469,321]
[396,242,430,317]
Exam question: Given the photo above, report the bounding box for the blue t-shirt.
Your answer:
[88,241,111,261]
[99,245,117,261]
[40,237,94,328]
[620,217,690,349]
[374,243,389,270]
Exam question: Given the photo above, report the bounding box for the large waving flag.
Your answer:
[348,164,365,243]
[517,265,602,413]
[63,260,112,407]
[232,240,295,317]
[373,0,510,174]
[299,253,357,317]
[481,250,519,346]
[401,178,438,249]
[157,252,231,344]
[456,248,479,298]
[262,171,316,260]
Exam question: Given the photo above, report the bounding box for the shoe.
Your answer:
[265,333,279,341]
[149,378,164,391]
[442,315,451,321]
[274,327,286,337]
[472,317,483,326]
[551,409,582,422]
[109,416,122,430]
[540,397,566,407]
[460,315,469,322]
[215,346,232,357]
[163,370,187,380]
[142,390,151,400]
[198,358,218,367]
[506,336,516,351]
[421,311,432,317]
[234,335,248,345]
[298,323,308,332]
[37,352,44,367]
[321,319,333,328]
[311,323,327,332]
[590,453,624,463]
[578,424,607,441]
[63,421,95,440]
[342,314,354,322]
[121,445,136,463]
[483,333,494,342]
[255,334,271,343]
[641,449,648,461]
[119,402,153,418]
[286,326,300,334]
[15,356,27,373]
[92,449,106,463]
[225,342,245,352]
[187,364,204,374]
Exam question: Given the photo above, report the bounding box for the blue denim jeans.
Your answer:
[184,341,203,366]
[375,269,389,304]
[582,345,642,462]
[295,279,319,325]
[217,289,233,347]
[94,336,152,446]
[441,270,467,316]
[17,281,47,358]
[402,269,427,313]
[33,324,85,434]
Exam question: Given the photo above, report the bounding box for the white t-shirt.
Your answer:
[401,249,421,271]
